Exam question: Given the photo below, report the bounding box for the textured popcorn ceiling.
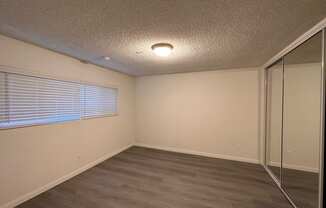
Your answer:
[0,1,325,76]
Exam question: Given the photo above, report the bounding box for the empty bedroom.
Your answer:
[0,1,325,208]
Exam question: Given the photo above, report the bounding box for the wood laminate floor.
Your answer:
[269,165,319,208]
[284,168,319,208]
[17,147,292,208]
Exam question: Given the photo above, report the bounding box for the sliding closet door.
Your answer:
[282,32,322,208]
[265,59,283,181]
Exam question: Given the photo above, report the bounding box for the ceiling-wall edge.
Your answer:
[135,66,260,78]
[0,32,135,77]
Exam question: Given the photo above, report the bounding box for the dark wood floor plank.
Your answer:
[17,146,292,208]
[270,165,319,208]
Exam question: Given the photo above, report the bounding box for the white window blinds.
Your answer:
[0,72,7,125]
[0,71,118,129]
[83,85,117,118]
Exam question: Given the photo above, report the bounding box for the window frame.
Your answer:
[0,66,119,130]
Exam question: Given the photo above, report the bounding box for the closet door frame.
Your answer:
[264,58,297,206]
[319,27,325,208]
[263,28,325,208]
[264,59,284,187]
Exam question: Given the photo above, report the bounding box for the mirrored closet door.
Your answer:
[282,31,322,208]
[264,30,324,208]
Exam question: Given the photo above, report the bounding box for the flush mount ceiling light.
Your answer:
[103,56,111,60]
[151,43,174,57]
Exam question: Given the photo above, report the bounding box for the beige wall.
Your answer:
[0,35,136,207]
[135,68,260,163]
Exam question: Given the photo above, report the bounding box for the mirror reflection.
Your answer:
[282,32,322,208]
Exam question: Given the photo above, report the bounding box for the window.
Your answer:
[83,85,117,118]
[0,71,118,129]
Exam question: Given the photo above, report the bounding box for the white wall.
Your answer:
[0,35,136,207]
[135,68,260,163]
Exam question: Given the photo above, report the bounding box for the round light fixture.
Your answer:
[103,56,111,60]
[151,43,173,57]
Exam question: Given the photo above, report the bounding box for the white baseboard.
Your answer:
[1,143,133,208]
[268,161,319,173]
[135,143,259,164]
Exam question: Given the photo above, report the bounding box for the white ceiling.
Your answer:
[0,0,325,76]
